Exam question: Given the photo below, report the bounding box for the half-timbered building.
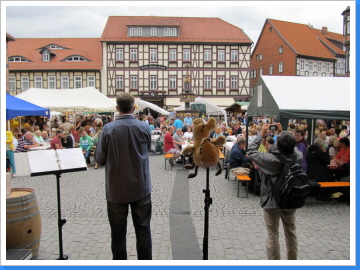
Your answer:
[100,16,253,108]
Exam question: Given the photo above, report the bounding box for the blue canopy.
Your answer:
[6,93,50,121]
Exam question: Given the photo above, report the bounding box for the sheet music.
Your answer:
[27,149,61,173]
[56,148,87,170]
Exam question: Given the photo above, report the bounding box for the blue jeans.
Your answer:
[107,194,152,260]
[6,150,16,174]
[83,150,91,165]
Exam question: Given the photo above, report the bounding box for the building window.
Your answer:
[326,63,330,72]
[278,46,283,54]
[231,50,238,62]
[169,49,177,62]
[150,76,157,90]
[150,49,157,62]
[269,65,273,75]
[87,76,95,87]
[65,56,87,62]
[253,69,257,78]
[136,27,142,36]
[49,44,63,49]
[204,76,211,90]
[269,27,272,32]
[317,62,322,72]
[43,53,50,62]
[151,28,157,36]
[259,54,263,61]
[48,76,56,89]
[34,76,43,88]
[129,27,136,36]
[61,76,69,89]
[9,76,16,91]
[170,28,177,36]
[116,76,124,89]
[259,68,263,76]
[183,49,190,62]
[9,56,28,62]
[204,49,211,62]
[300,59,305,70]
[130,49,138,61]
[164,28,170,36]
[346,15,350,35]
[278,62,283,73]
[309,61,313,71]
[116,49,123,61]
[21,76,29,91]
[169,76,177,89]
[217,50,225,62]
[74,76,82,88]
[130,76,138,89]
[230,77,238,89]
[217,76,225,90]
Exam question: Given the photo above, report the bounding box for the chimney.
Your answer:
[322,26,328,34]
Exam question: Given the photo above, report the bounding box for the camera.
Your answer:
[269,124,277,131]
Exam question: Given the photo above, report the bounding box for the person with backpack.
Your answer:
[247,123,305,260]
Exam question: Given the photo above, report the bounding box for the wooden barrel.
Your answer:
[7,188,41,260]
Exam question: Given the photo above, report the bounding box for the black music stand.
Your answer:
[31,167,87,260]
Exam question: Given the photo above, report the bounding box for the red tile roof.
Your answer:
[6,33,16,42]
[101,16,253,44]
[269,19,345,60]
[8,38,102,71]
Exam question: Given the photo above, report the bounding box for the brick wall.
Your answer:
[250,20,297,89]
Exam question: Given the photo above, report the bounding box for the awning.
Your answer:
[165,98,183,106]
[201,97,235,107]
[134,99,170,115]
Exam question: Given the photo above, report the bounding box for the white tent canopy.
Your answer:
[247,76,350,120]
[16,87,117,112]
[174,97,228,124]
[134,99,169,116]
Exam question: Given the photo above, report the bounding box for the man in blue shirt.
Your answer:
[95,93,152,260]
[173,115,183,134]
[183,113,193,128]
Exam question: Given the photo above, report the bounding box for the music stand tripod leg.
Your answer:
[56,173,68,260]
[202,167,212,260]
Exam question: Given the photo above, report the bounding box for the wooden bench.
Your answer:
[164,153,174,170]
[236,175,252,198]
[218,149,225,169]
[319,182,350,188]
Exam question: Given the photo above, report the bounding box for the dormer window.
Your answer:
[151,28,157,36]
[48,44,64,49]
[43,53,50,62]
[64,55,88,62]
[9,56,29,62]
[164,28,177,37]
[129,27,142,37]
[170,28,177,36]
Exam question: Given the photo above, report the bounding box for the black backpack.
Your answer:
[270,153,310,209]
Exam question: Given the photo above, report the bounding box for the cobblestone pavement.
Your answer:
[8,154,351,262]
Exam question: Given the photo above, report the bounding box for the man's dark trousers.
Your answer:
[107,194,152,260]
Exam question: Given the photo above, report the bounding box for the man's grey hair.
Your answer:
[277,131,296,155]
[314,138,324,149]
[237,137,246,145]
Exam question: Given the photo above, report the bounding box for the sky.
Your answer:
[4,1,352,45]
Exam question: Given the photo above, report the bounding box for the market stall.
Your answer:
[247,75,350,143]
